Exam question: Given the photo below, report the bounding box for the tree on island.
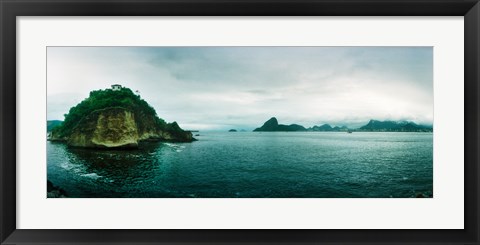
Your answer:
[50,85,194,148]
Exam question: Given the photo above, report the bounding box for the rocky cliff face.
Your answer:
[50,86,195,149]
[59,107,193,149]
[68,107,139,148]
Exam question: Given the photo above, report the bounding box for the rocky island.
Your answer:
[358,120,433,132]
[308,124,350,132]
[253,117,432,132]
[49,85,194,149]
[253,117,307,132]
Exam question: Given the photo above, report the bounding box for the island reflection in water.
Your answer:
[47,132,433,198]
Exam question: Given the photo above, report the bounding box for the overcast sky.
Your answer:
[47,47,433,131]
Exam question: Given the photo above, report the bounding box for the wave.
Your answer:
[81,173,102,179]
[164,142,184,152]
[164,143,177,148]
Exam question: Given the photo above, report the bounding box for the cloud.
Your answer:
[47,47,433,130]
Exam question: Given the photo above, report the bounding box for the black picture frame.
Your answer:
[1,0,479,244]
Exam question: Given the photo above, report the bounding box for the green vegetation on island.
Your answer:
[309,124,349,132]
[47,120,63,132]
[357,119,432,132]
[50,85,194,148]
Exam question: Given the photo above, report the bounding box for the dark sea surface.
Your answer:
[47,132,433,198]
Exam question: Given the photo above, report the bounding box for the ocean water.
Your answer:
[47,132,433,198]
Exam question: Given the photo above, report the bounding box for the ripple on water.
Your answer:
[47,132,433,198]
[81,172,103,179]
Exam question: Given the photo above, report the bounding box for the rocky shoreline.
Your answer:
[49,86,195,150]
[50,107,194,149]
[47,180,68,198]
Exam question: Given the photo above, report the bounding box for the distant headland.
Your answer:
[253,117,307,132]
[48,85,195,149]
[253,117,433,132]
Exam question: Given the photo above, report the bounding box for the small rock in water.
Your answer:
[416,193,425,198]
[47,180,68,198]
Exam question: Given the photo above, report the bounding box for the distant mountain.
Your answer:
[359,120,432,132]
[253,117,307,132]
[308,124,350,132]
[310,124,333,131]
[333,126,349,131]
[47,120,63,132]
[228,129,237,132]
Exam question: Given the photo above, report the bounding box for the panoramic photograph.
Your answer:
[47,47,433,198]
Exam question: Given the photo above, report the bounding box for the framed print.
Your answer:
[1,0,479,244]
[45,46,435,199]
